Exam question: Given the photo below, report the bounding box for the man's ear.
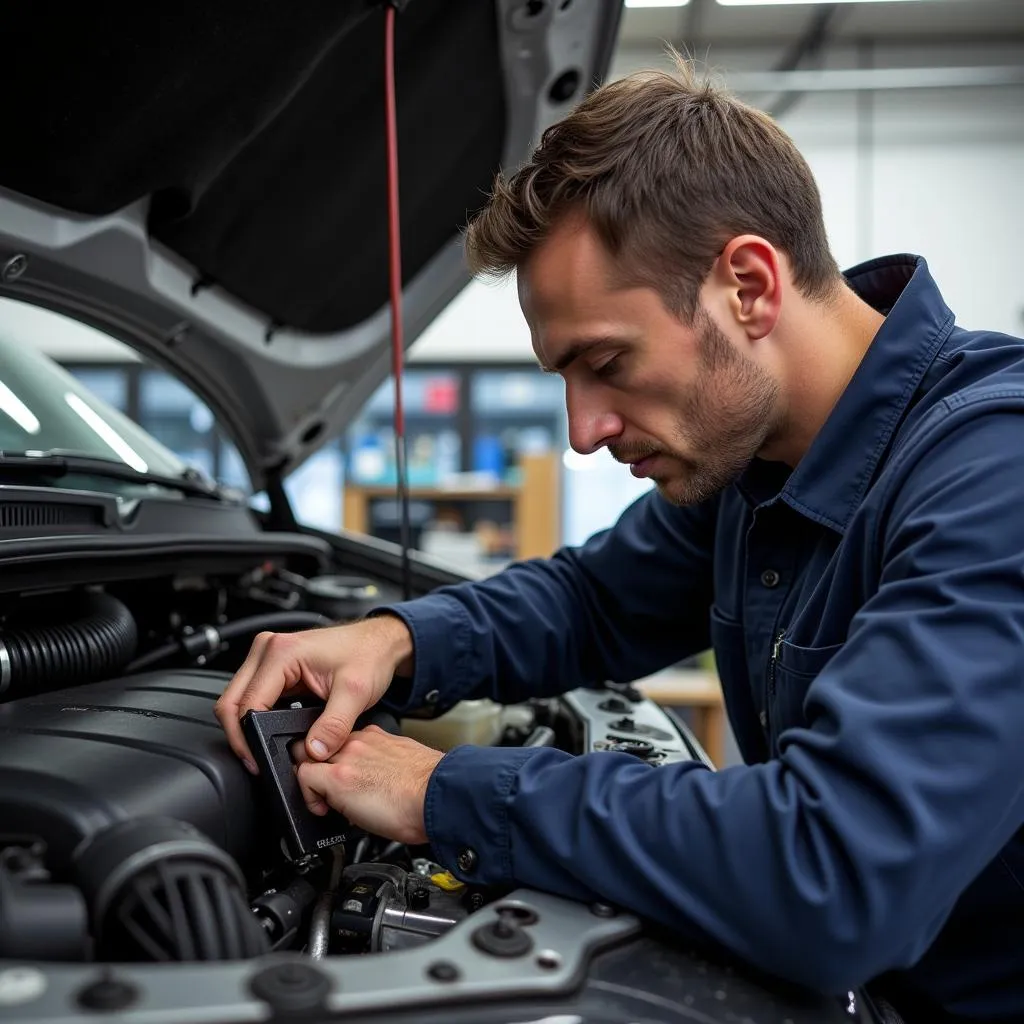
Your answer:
[712,236,783,341]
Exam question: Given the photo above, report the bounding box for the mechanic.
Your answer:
[216,56,1024,1023]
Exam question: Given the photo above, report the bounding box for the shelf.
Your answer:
[354,486,520,501]
[343,452,560,561]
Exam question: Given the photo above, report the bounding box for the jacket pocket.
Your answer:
[769,638,844,752]
[775,637,845,678]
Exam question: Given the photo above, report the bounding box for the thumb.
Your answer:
[306,674,374,761]
[296,760,336,817]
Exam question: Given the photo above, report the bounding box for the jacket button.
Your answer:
[760,569,780,588]
[759,710,767,728]
[457,848,478,873]
[424,689,440,705]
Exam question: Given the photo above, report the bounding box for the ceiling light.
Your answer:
[625,0,690,8]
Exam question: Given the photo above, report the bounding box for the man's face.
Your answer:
[519,216,782,506]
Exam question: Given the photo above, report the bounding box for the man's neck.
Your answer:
[770,285,887,467]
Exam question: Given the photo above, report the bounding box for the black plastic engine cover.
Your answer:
[0,670,259,876]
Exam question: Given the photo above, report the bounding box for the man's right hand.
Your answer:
[214,614,414,772]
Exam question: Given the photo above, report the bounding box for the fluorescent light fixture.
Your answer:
[64,392,149,473]
[0,380,40,435]
[718,0,925,5]
[626,0,690,8]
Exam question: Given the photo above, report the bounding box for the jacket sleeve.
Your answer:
[424,405,1024,993]
[376,488,718,714]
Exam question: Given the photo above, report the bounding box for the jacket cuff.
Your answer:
[424,744,572,884]
[368,594,476,717]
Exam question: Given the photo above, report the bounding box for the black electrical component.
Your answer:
[243,705,354,861]
[242,703,401,862]
[332,875,386,953]
[251,876,319,949]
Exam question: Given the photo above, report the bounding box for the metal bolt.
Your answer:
[1,254,28,283]
[76,972,138,1012]
[426,961,460,983]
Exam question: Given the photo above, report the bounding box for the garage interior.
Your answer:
[0,3,1023,1021]
[28,0,1023,768]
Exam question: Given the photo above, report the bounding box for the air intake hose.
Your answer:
[73,817,269,962]
[0,590,138,699]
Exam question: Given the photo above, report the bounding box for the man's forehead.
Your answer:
[520,216,615,311]
[519,233,626,364]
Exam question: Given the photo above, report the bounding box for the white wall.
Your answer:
[419,41,1024,363]
[411,274,532,362]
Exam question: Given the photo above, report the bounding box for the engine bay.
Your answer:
[0,547,873,1024]
[0,552,705,965]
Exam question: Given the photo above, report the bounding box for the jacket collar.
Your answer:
[738,254,955,532]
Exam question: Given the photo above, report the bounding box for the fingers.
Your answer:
[214,624,385,772]
[296,760,336,816]
[305,675,373,762]
[214,630,276,768]
[244,631,307,715]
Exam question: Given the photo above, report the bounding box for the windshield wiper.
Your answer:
[0,451,230,501]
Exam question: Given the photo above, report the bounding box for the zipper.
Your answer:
[761,630,785,742]
[768,630,785,698]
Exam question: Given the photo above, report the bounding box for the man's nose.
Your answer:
[566,386,623,455]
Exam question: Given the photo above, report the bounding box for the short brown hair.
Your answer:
[465,51,840,318]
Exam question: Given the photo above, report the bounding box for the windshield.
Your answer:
[0,299,199,488]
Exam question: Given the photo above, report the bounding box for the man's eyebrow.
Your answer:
[537,336,625,374]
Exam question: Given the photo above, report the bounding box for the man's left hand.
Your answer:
[294,725,444,845]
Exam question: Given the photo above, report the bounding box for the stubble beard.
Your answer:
[616,313,782,507]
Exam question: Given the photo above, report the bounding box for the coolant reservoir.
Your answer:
[400,699,503,750]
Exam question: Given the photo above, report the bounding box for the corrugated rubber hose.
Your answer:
[0,590,138,699]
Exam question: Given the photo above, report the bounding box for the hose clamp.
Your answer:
[0,640,9,696]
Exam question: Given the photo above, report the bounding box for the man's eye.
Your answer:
[594,356,622,380]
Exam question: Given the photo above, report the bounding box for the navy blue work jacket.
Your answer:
[380,255,1024,1022]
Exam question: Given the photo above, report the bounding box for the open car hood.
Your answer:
[0,1,622,491]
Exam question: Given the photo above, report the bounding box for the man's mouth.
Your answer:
[628,454,659,479]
